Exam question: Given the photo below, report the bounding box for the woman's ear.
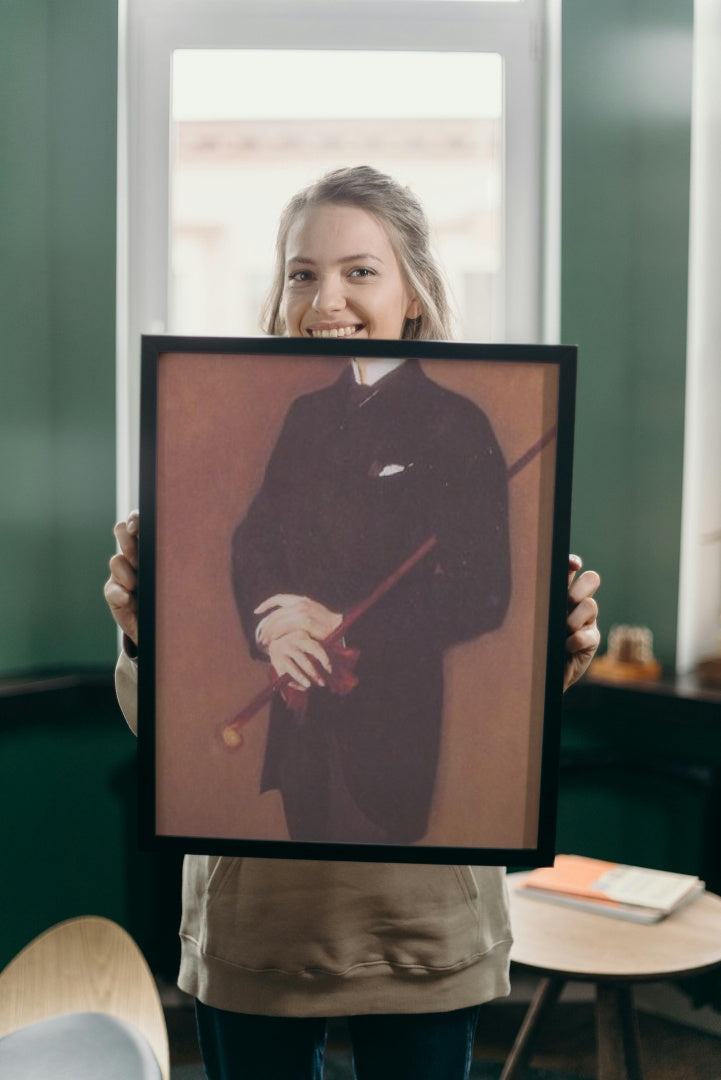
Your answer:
[406,296,422,320]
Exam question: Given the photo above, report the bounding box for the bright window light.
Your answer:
[170,50,504,341]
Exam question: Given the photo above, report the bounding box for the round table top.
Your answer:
[508,871,721,981]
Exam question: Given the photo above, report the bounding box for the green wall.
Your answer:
[0,0,118,675]
[563,0,693,669]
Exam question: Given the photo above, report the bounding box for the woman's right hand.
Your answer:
[103,510,139,646]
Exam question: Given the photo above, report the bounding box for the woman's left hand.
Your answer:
[564,555,601,691]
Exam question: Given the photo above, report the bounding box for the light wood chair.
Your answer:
[0,915,169,1079]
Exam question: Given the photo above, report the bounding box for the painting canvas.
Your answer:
[138,336,576,864]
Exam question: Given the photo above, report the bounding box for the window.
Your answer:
[169,49,503,340]
[118,0,556,509]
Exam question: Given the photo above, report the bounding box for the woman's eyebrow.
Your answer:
[286,253,384,266]
[338,253,384,264]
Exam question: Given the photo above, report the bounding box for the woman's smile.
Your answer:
[307,323,364,339]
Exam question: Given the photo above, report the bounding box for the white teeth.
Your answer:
[310,325,359,338]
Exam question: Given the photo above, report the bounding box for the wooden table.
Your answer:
[503,873,721,1080]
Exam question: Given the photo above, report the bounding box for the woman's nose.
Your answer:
[312,274,345,314]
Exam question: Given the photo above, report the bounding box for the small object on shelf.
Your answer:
[696,653,721,689]
[516,854,704,923]
[590,623,662,682]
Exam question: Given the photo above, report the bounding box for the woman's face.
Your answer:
[281,203,421,341]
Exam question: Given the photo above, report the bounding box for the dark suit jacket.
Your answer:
[232,361,510,842]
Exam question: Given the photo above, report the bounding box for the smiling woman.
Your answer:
[282,206,421,341]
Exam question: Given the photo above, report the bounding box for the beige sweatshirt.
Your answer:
[116,650,512,1016]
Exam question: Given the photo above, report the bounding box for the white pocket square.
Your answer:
[378,463,409,477]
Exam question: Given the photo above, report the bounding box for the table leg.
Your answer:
[499,976,565,1080]
[596,982,643,1080]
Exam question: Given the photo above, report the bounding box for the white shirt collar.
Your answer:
[351,357,405,387]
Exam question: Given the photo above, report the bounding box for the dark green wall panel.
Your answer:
[0,697,133,965]
[0,683,183,976]
[0,0,118,674]
[562,0,693,668]
[559,682,721,888]
[0,3,54,669]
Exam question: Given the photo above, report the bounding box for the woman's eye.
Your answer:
[288,269,313,283]
[349,267,375,279]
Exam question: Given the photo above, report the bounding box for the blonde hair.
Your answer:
[262,166,453,341]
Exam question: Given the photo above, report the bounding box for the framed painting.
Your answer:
[137,335,576,864]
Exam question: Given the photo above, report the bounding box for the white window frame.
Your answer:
[676,0,721,674]
[117,0,559,512]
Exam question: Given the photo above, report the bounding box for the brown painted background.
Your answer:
[153,352,559,851]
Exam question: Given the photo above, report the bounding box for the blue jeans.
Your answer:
[195,1000,481,1080]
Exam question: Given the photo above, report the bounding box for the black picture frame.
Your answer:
[138,335,576,865]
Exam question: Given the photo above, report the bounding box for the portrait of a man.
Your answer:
[146,339,572,863]
[230,356,511,846]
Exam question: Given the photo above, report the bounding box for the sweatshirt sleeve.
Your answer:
[115,645,139,736]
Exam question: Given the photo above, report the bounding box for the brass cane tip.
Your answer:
[220,725,243,750]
